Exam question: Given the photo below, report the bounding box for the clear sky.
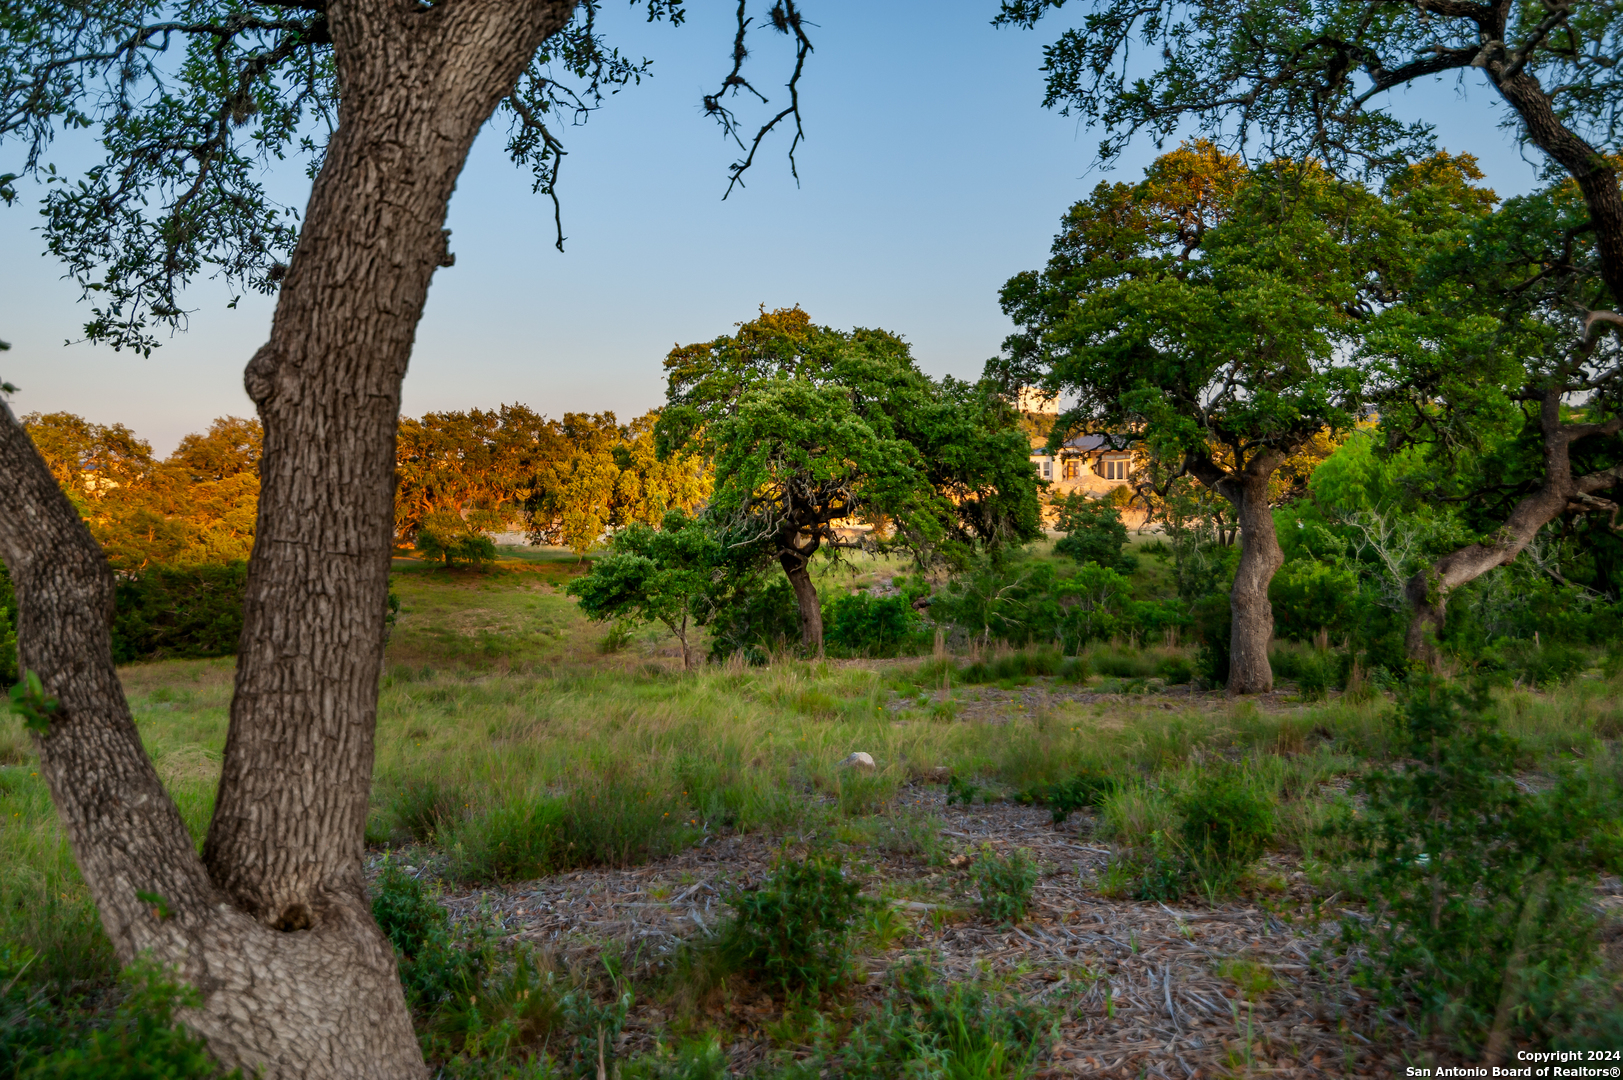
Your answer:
[1,0,1547,455]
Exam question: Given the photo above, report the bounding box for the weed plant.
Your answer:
[1019,769,1119,824]
[973,846,1039,925]
[18,961,240,1078]
[718,854,870,998]
[1337,680,1623,1054]
[804,963,1054,1080]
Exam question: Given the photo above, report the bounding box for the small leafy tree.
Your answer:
[1051,493,1134,572]
[658,308,1040,653]
[566,509,721,670]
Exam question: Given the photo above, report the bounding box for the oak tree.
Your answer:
[994,145,1477,692]
[657,307,1041,653]
[0,0,813,1074]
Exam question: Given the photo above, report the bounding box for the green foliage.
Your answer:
[819,964,1053,1080]
[824,592,925,657]
[658,308,1042,650]
[1190,593,1231,688]
[372,861,489,1012]
[1022,770,1119,824]
[944,775,982,807]
[1176,772,1274,873]
[418,531,499,568]
[719,854,870,997]
[704,575,801,663]
[1337,681,1623,1051]
[1051,494,1136,573]
[388,776,469,843]
[1269,644,1347,700]
[21,961,240,1078]
[567,510,723,668]
[1269,560,1360,644]
[623,1037,730,1080]
[8,672,58,735]
[110,563,247,663]
[972,846,1039,925]
[931,553,1180,654]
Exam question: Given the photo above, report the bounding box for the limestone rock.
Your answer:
[838,751,876,771]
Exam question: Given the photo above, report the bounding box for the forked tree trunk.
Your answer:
[1189,449,1285,695]
[0,0,577,1074]
[1405,388,1623,667]
[779,549,824,655]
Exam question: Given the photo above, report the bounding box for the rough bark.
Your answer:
[1405,388,1623,666]
[780,548,825,654]
[1,0,579,1074]
[1189,449,1285,696]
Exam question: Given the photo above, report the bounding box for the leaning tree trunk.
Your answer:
[0,0,578,1075]
[779,548,824,655]
[1405,388,1623,667]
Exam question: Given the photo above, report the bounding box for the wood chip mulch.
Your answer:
[401,789,1445,1079]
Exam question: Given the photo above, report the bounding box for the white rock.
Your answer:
[838,751,876,770]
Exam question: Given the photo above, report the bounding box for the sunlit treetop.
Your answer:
[0,0,812,353]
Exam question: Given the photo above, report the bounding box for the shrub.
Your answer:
[973,846,1039,925]
[1191,593,1231,688]
[22,961,240,1078]
[0,562,15,685]
[719,854,869,997]
[110,562,248,663]
[1052,494,1137,573]
[825,592,925,657]
[372,861,488,1012]
[705,575,801,662]
[1510,642,1589,688]
[1022,770,1118,824]
[1156,654,1193,684]
[1176,771,1274,871]
[447,798,567,883]
[828,964,1053,1079]
[1336,680,1623,1053]
[956,650,1065,684]
[417,530,498,567]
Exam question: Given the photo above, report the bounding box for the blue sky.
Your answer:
[1,0,1546,454]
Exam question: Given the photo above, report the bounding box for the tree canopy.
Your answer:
[658,306,1042,652]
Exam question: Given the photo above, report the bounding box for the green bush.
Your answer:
[1336,680,1623,1053]
[719,854,869,997]
[110,563,248,663]
[825,592,925,657]
[1191,593,1231,688]
[1052,494,1137,573]
[1509,642,1589,688]
[372,861,488,1012]
[1176,771,1274,872]
[1021,770,1118,824]
[0,562,15,685]
[416,531,498,567]
[21,961,240,1079]
[1155,654,1193,684]
[972,846,1039,925]
[705,575,801,662]
[826,964,1053,1079]
[447,798,568,882]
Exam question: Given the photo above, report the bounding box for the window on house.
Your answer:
[1042,459,1053,479]
[1104,457,1129,481]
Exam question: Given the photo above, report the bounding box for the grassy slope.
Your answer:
[4,544,1622,1003]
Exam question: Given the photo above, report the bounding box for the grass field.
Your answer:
[4,544,1622,1077]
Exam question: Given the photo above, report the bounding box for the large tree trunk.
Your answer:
[1220,455,1284,696]
[1405,388,1623,667]
[1187,449,1284,695]
[0,0,578,1075]
[779,550,824,654]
